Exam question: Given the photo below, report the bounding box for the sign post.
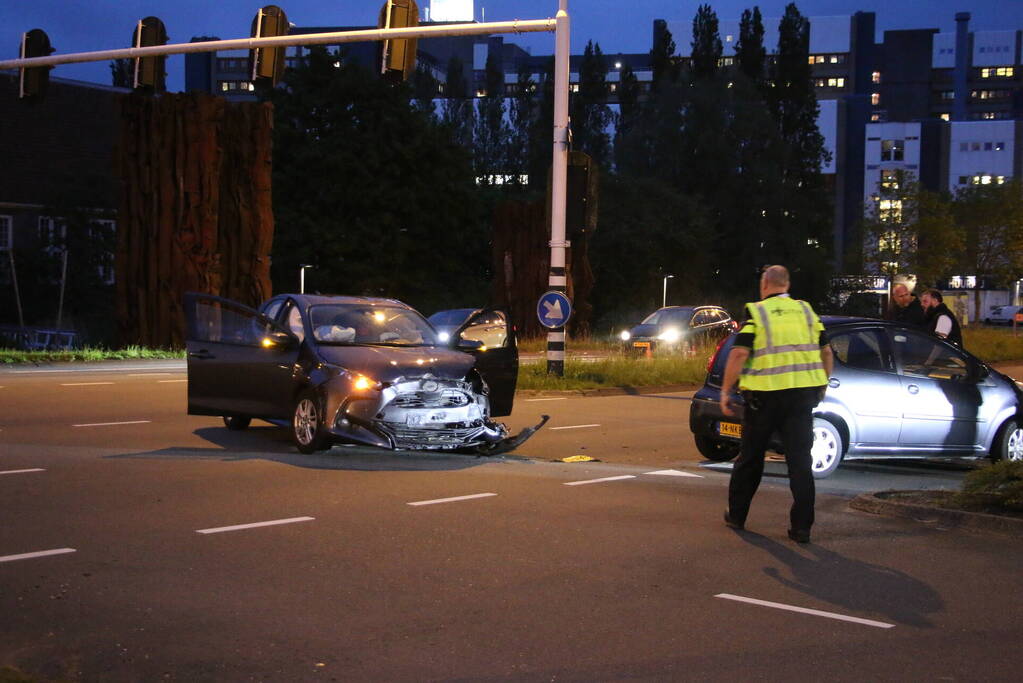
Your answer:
[546,0,571,377]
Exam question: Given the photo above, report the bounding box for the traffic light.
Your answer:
[18,29,54,100]
[249,5,289,86]
[378,0,419,82]
[132,17,168,91]
[566,151,595,239]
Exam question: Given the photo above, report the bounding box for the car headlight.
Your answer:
[438,331,450,342]
[658,327,681,343]
[619,330,631,341]
[353,375,376,391]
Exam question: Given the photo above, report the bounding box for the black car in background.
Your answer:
[184,293,545,454]
[619,305,736,353]
[689,317,1023,478]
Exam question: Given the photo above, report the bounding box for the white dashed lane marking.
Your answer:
[60,382,115,387]
[0,548,76,563]
[72,420,152,428]
[525,397,568,402]
[564,475,636,486]
[408,493,498,506]
[0,468,45,476]
[158,379,188,383]
[549,424,600,431]
[128,373,171,377]
[196,516,315,535]
[715,594,895,629]
[645,469,703,478]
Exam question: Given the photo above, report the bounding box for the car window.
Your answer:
[188,298,276,347]
[830,329,888,372]
[428,308,475,327]
[262,300,284,322]
[461,310,509,348]
[285,304,306,342]
[893,331,968,380]
[309,304,439,346]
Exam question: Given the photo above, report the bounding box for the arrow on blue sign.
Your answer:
[537,291,573,329]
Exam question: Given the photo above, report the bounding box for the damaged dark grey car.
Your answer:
[184,293,546,454]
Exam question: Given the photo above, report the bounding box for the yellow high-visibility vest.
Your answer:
[738,295,827,391]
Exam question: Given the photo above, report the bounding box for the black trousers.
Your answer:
[727,387,818,533]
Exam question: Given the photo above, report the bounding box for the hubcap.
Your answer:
[811,427,838,472]
[1006,428,1023,461]
[294,398,318,445]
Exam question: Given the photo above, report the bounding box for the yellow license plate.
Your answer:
[718,422,742,437]
[633,341,650,348]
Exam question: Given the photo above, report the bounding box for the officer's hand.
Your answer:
[720,394,734,417]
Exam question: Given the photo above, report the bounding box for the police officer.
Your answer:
[719,265,834,543]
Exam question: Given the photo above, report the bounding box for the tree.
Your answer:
[650,21,678,89]
[409,60,440,117]
[441,56,474,150]
[951,181,1023,320]
[735,7,766,82]
[691,4,722,81]
[267,48,486,313]
[473,52,509,183]
[570,41,613,168]
[613,60,641,172]
[110,58,132,88]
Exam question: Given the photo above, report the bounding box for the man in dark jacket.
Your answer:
[920,288,963,347]
[888,283,926,327]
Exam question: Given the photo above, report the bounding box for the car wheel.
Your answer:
[222,415,251,431]
[810,418,844,479]
[992,419,1023,462]
[694,435,740,462]
[293,390,330,454]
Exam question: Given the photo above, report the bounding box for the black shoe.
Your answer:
[724,511,744,530]
[787,528,811,544]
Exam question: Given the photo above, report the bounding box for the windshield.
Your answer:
[428,308,475,327]
[641,308,692,326]
[310,304,439,346]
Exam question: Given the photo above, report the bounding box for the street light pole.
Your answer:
[300,264,314,294]
[662,274,674,308]
[545,0,570,377]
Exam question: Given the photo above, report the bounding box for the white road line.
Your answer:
[0,468,45,475]
[550,423,601,431]
[72,420,152,428]
[645,469,703,478]
[60,382,115,386]
[407,493,497,506]
[715,593,895,629]
[564,475,636,486]
[11,365,186,374]
[525,397,568,402]
[0,548,76,563]
[196,516,315,534]
[128,373,171,377]
[157,379,188,383]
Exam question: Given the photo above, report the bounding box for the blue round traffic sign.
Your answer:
[537,291,572,329]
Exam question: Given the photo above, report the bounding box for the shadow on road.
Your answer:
[104,425,530,472]
[740,533,943,628]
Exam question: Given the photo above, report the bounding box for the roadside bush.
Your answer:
[954,460,1023,512]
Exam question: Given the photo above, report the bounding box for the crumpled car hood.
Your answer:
[316,345,475,383]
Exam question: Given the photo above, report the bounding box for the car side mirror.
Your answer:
[972,363,990,382]
[457,338,485,351]
[261,330,295,350]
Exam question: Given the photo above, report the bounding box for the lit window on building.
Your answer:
[830,55,839,64]
[939,113,950,121]
[996,142,1005,151]
[881,139,904,162]
[826,77,845,88]
[815,55,825,64]
[872,71,881,84]
[880,169,900,191]
[871,93,880,105]
[970,174,1007,185]
[870,113,881,122]
[879,200,903,223]
[980,66,1015,78]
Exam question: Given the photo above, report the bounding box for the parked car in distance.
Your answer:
[619,305,736,354]
[689,317,1023,478]
[984,305,1021,325]
[427,308,477,342]
[184,293,546,455]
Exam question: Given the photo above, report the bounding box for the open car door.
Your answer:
[184,293,299,419]
[454,309,518,417]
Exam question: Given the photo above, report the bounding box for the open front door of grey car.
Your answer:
[454,309,518,417]
[184,293,299,419]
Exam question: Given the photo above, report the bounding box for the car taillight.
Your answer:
[707,335,730,373]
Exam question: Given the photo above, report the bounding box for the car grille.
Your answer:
[389,390,470,409]
[382,424,486,449]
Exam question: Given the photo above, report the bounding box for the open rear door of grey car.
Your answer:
[454,309,518,417]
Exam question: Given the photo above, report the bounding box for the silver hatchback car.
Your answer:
[689,317,1023,477]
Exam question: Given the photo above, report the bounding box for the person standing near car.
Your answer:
[719,265,834,544]
[920,288,963,347]
[887,283,926,327]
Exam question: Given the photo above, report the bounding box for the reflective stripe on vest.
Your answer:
[739,297,827,391]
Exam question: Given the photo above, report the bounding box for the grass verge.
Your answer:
[0,346,185,364]
[517,352,712,391]
[961,326,1023,362]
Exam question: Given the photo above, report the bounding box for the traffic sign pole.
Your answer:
[547,0,570,377]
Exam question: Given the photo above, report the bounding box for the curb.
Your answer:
[516,383,700,399]
[850,491,1023,536]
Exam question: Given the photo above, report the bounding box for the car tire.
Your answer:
[810,418,844,479]
[694,435,740,462]
[991,419,1023,462]
[222,415,251,431]
[293,390,330,454]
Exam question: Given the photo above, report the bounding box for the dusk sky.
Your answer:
[3,1,1021,91]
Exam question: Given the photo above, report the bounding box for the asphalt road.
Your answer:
[2,362,1021,681]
